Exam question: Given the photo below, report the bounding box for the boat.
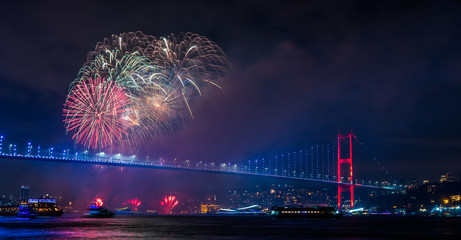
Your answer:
[271,206,342,218]
[27,198,63,217]
[13,198,63,218]
[216,204,265,215]
[84,205,115,218]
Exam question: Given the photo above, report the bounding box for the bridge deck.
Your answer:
[0,154,393,190]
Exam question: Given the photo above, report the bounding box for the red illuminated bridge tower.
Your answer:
[337,132,354,210]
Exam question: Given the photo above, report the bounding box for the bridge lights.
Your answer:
[49,147,54,157]
[0,135,3,154]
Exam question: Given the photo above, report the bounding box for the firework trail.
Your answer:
[87,31,157,61]
[153,33,231,117]
[124,198,142,212]
[160,195,178,214]
[65,31,230,150]
[63,77,132,149]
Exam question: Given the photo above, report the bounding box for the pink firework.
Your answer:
[160,195,178,214]
[124,198,142,212]
[63,77,132,149]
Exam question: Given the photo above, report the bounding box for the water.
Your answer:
[1,215,461,239]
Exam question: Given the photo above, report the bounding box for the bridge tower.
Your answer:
[337,132,354,210]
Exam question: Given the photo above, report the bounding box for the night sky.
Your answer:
[0,1,460,207]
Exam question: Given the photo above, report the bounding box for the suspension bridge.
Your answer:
[0,132,402,209]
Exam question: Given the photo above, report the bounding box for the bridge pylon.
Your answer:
[337,131,354,210]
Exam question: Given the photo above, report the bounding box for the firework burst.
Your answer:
[124,198,142,212]
[63,77,132,149]
[160,195,178,214]
[95,197,104,207]
[154,32,231,117]
[65,32,230,150]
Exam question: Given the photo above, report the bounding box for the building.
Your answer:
[450,195,461,203]
[201,204,219,213]
[20,186,30,202]
[446,172,456,183]
[440,172,456,183]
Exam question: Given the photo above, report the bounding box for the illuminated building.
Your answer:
[20,186,30,203]
[201,204,219,213]
[450,195,461,203]
[440,174,447,183]
[440,172,456,183]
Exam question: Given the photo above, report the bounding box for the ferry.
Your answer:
[9,198,63,218]
[1,198,63,218]
[84,205,115,218]
[271,206,342,218]
[27,198,63,217]
[84,198,115,218]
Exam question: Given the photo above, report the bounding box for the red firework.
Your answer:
[95,197,104,207]
[63,77,132,149]
[124,198,142,212]
[160,195,178,214]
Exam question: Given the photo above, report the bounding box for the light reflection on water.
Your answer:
[1,215,461,239]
